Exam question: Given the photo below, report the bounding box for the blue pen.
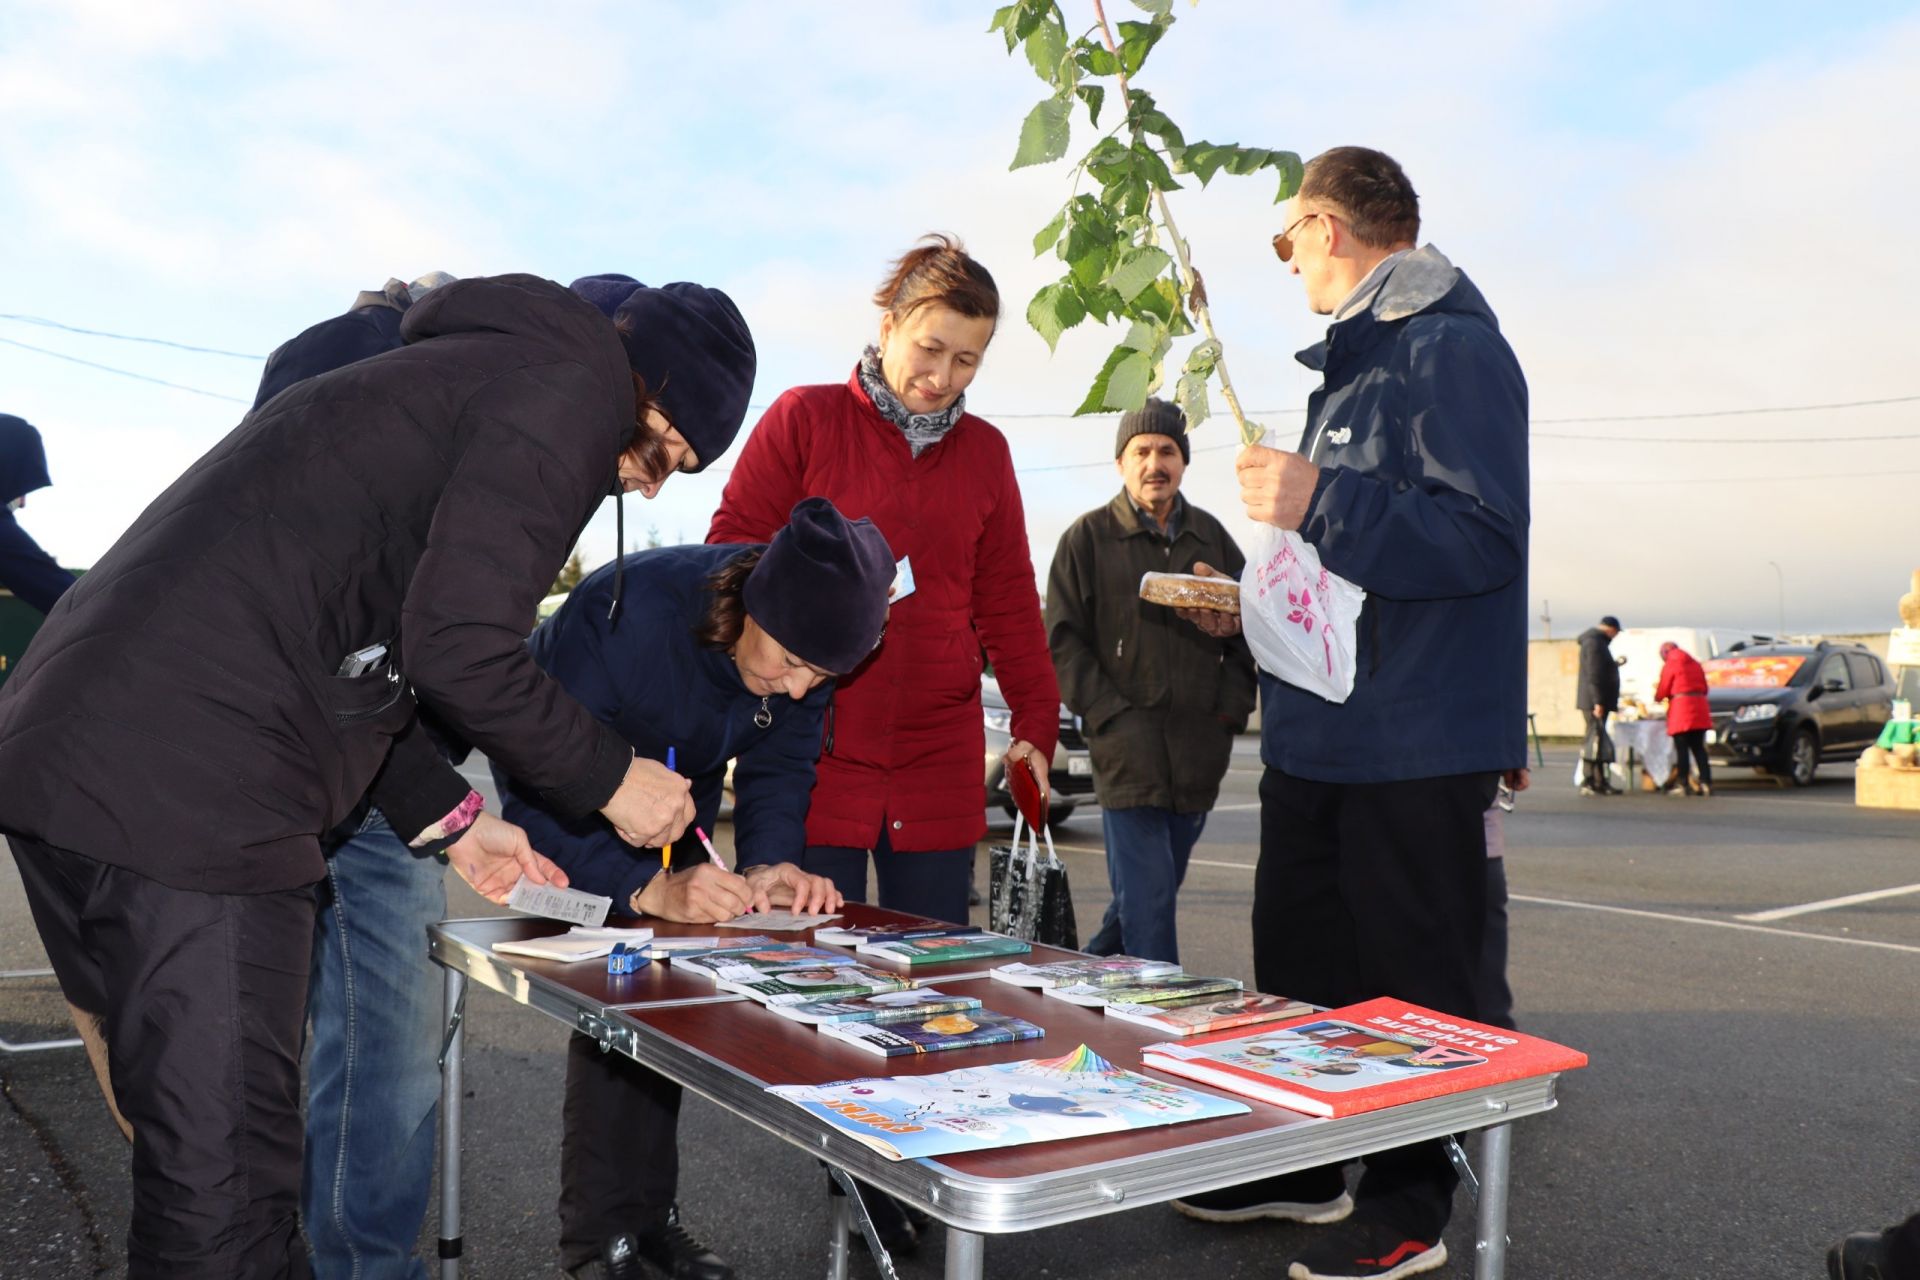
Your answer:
[660,747,677,874]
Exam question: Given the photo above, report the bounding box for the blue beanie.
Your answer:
[613,282,756,474]
[743,498,895,675]
[568,272,643,318]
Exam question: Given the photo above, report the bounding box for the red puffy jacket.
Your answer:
[708,370,1059,852]
[1656,647,1712,735]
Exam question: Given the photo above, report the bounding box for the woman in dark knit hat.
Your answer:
[494,496,894,1280]
[0,272,755,1276]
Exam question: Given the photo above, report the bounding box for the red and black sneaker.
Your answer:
[1287,1214,1446,1280]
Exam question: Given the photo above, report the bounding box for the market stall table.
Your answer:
[430,906,1575,1280]
[1573,716,1674,791]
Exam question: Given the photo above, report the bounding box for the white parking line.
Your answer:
[1190,857,1256,872]
[1735,882,1920,922]
[1511,893,1920,956]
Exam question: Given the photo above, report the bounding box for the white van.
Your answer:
[1612,626,1773,706]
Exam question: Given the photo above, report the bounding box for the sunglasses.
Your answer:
[1271,210,1329,264]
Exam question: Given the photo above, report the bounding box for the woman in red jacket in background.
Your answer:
[708,235,1059,927]
[1657,641,1714,796]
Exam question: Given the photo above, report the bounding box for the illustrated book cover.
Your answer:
[766,1043,1249,1160]
[769,988,983,1025]
[990,956,1182,989]
[857,934,1032,966]
[1047,974,1243,1007]
[1103,992,1311,1036]
[1141,997,1589,1118]
[817,1009,1046,1056]
[717,963,915,1006]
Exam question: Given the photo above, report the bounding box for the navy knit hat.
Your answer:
[569,273,642,317]
[744,498,895,675]
[614,283,756,474]
[1115,397,1190,463]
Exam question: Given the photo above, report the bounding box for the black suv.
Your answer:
[1704,642,1893,786]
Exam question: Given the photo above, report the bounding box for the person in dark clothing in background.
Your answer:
[497,497,893,1280]
[253,271,462,1280]
[252,273,458,410]
[1576,616,1623,796]
[0,273,756,1278]
[1175,147,1529,1280]
[1047,397,1257,965]
[0,414,77,614]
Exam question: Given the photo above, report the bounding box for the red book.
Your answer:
[1140,997,1588,1119]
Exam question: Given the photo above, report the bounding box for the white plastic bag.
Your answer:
[1238,520,1365,703]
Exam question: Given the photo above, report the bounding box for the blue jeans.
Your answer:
[1086,806,1206,964]
[305,811,446,1280]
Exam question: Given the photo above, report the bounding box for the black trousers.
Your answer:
[1889,1209,1920,1277]
[1253,767,1499,1238]
[9,836,316,1279]
[1580,708,1614,788]
[559,1030,684,1267]
[1672,730,1712,786]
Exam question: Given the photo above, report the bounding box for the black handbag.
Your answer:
[1582,722,1617,765]
[988,812,1078,949]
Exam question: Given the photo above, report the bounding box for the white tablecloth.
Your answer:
[1572,717,1675,789]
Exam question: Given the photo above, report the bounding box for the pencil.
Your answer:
[661,746,676,873]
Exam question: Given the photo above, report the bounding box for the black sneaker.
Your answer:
[1287,1214,1445,1280]
[1171,1168,1353,1225]
[565,1211,734,1280]
[1828,1230,1892,1280]
[564,1232,643,1280]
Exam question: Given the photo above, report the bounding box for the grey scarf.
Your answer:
[858,345,965,457]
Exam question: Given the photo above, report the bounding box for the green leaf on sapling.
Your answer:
[1032,207,1068,257]
[1106,245,1172,302]
[1103,349,1154,411]
[1011,94,1072,169]
[1026,281,1088,353]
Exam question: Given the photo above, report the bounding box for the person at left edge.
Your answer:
[0,413,78,614]
[496,496,894,1280]
[0,272,755,1278]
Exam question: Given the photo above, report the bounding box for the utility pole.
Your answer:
[1539,599,1552,641]
[1767,561,1785,635]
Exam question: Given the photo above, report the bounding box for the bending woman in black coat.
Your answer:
[0,274,755,1278]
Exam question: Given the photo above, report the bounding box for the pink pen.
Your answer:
[693,827,727,870]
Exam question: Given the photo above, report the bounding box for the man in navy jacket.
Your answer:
[1174,147,1529,1280]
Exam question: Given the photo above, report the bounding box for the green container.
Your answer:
[0,589,53,687]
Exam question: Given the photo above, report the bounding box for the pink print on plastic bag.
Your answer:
[1254,543,1337,674]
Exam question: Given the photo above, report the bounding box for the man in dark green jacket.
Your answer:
[1045,399,1257,963]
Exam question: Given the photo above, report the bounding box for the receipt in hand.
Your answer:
[506,876,613,928]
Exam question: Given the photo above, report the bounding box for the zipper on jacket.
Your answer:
[335,668,406,724]
[822,693,836,757]
[1116,638,1124,660]
[753,696,772,729]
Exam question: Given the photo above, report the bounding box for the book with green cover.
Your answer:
[819,1009,1046,1056]
[1047,974,1243,1007]
[717,964,914,1006]
[856,934,1031,966]
[769,988,983,1025]
[990,956,1182,988]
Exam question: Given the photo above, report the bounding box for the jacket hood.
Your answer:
[0,414,53,505]
[1295,244,1500,374]
[400,273,632,428]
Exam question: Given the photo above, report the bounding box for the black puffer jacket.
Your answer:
[1575,626,1620,713]
[0,275,636,892]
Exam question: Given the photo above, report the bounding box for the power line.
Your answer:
[1530,393,1920,424]
[1535,430,1920,443]
[0,337,251,404]
[0,313,265,360]
[1539,466,1920,487]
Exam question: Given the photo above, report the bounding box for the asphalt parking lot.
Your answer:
[4,739,1916,1279]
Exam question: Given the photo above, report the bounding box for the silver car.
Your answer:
[982,675,1096,824]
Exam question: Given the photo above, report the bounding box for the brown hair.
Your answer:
[872,233,999,324]
[1299,147,1420,250]
[693,548,765,651]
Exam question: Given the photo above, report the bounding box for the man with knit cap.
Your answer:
[1045,398,1257,964]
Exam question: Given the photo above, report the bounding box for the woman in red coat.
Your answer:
[708,235,1059,927]
[1656,641,1714,796]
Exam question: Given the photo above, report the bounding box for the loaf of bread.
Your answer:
[1138,571,1241,614]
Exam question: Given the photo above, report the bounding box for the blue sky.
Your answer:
[3,0,1918,634]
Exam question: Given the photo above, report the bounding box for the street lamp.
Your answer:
[1767,560,1785,635]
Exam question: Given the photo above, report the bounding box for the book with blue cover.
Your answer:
[818,1009,1045,1056]
[768,1044,1249,1160]
[769,988,983,1025]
